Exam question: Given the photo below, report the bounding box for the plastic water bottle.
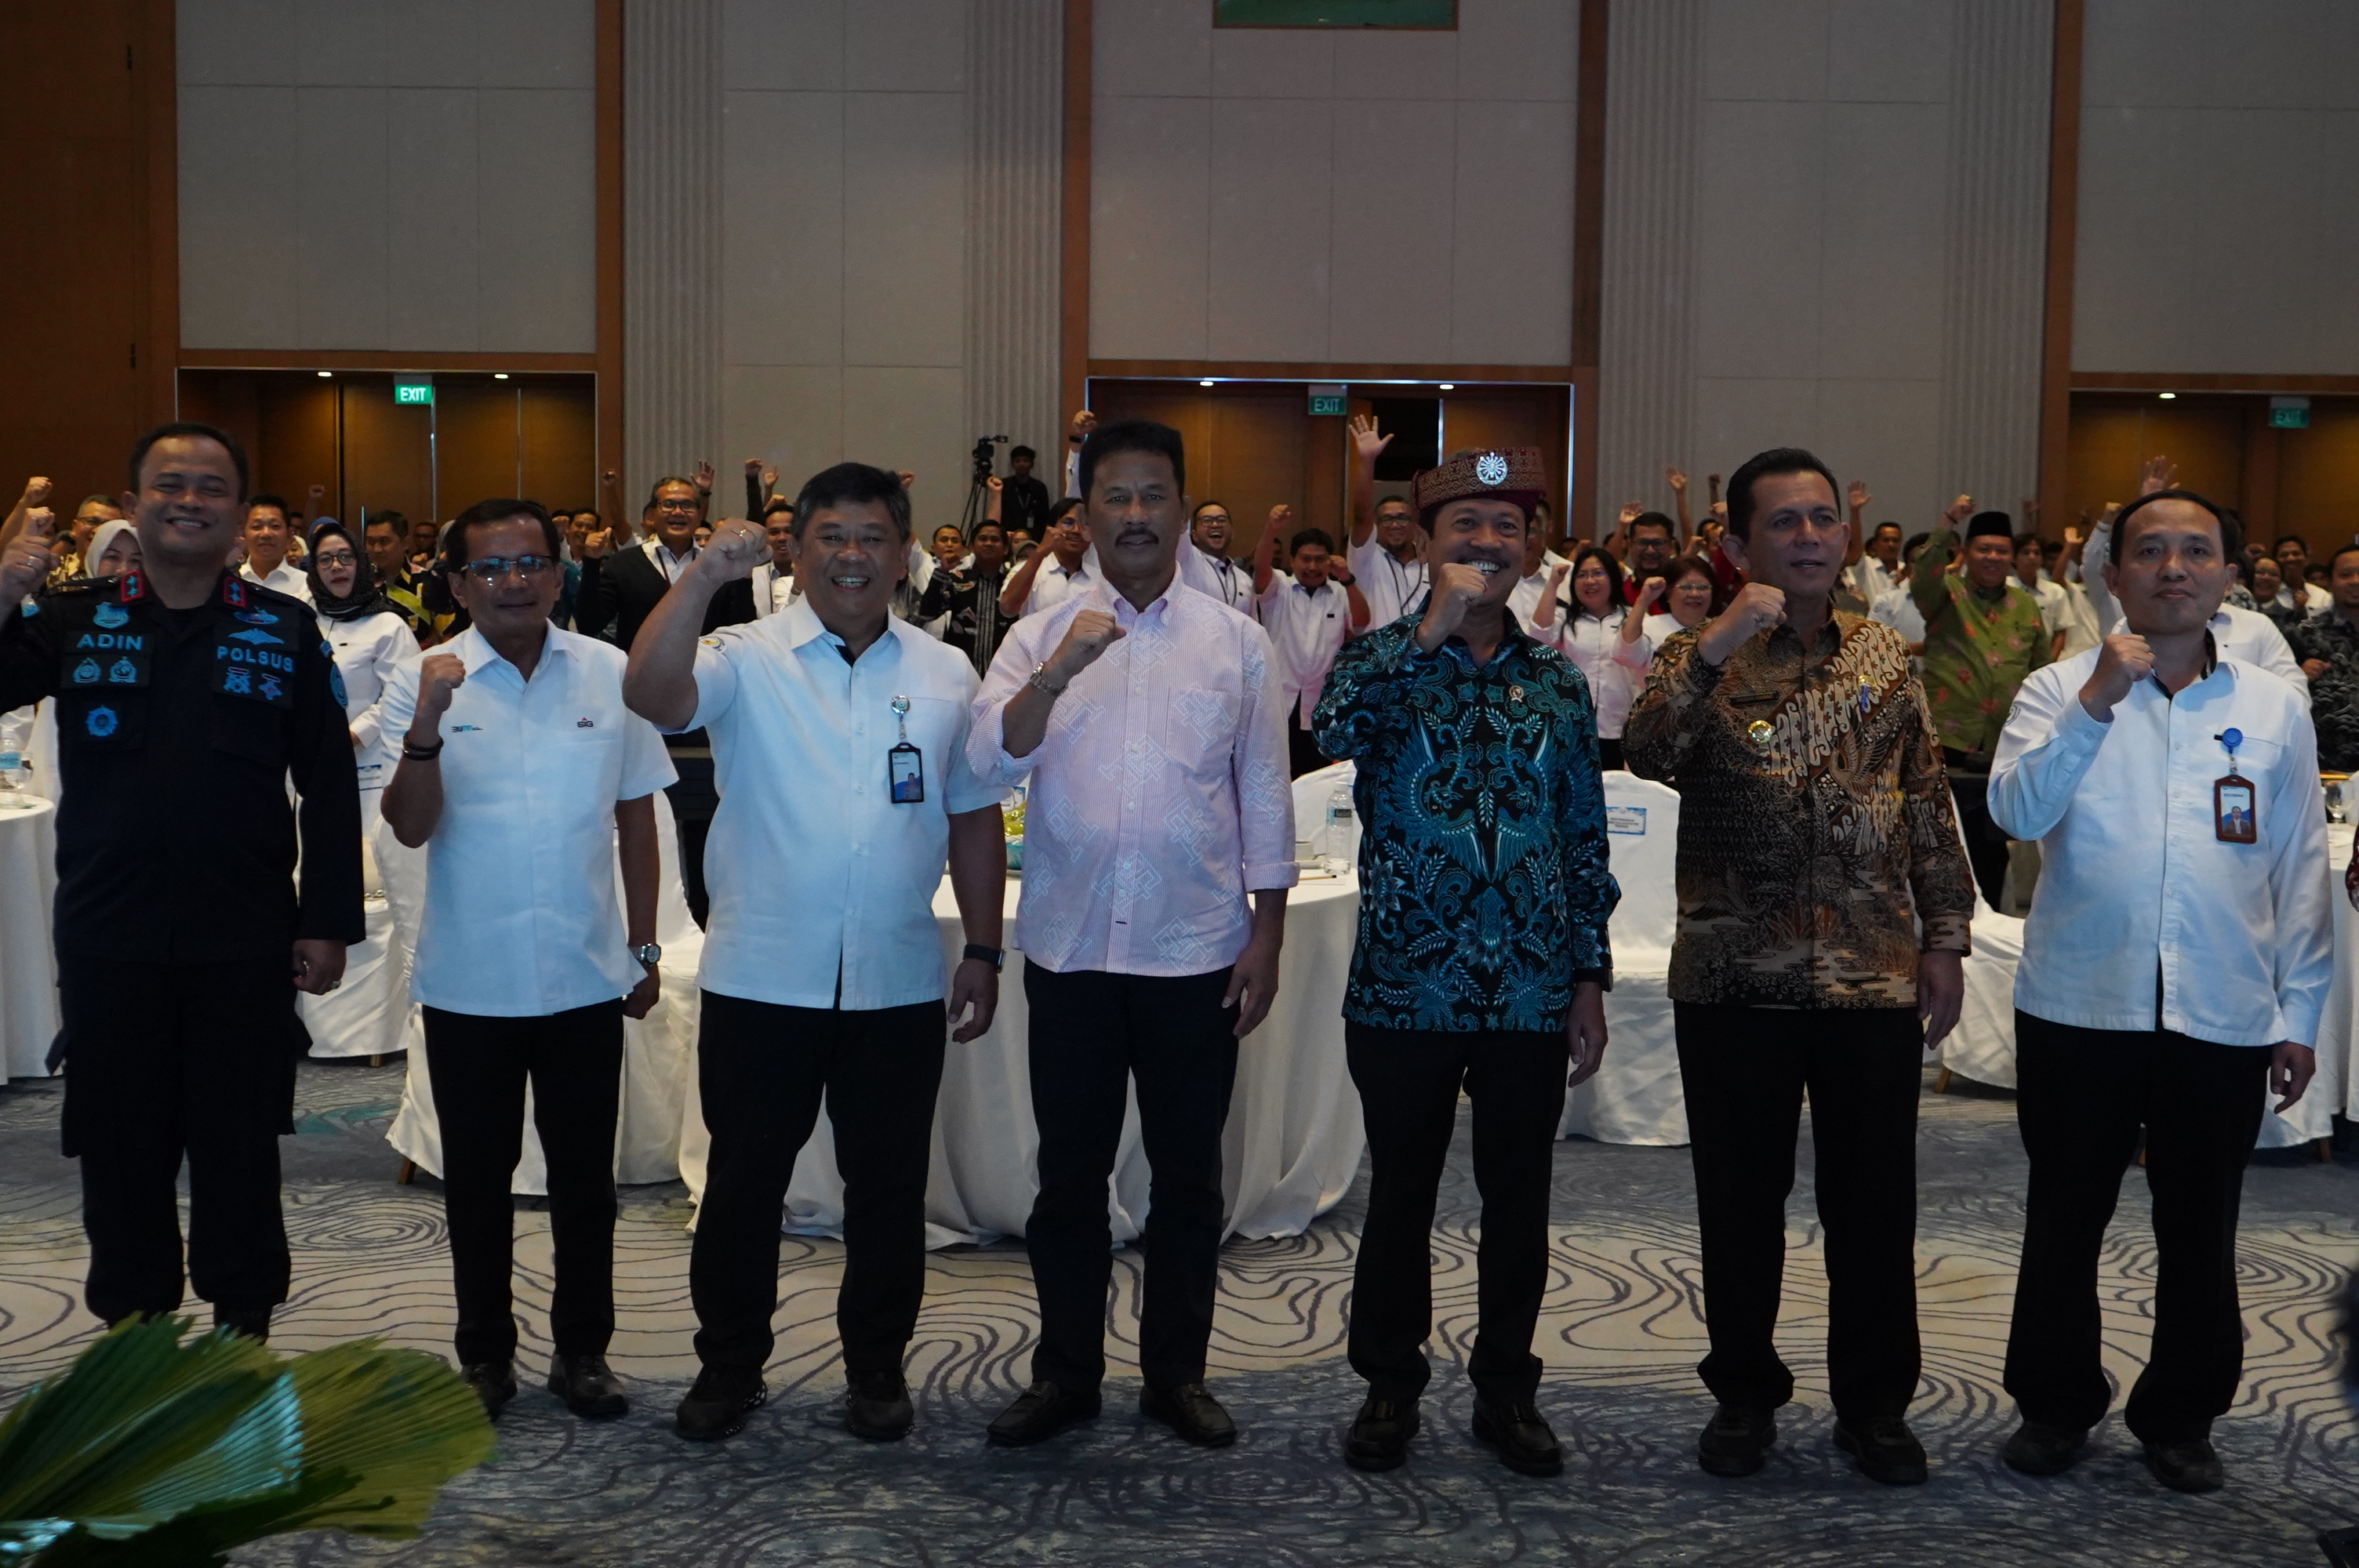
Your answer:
[0,713,27,807]
[1324,782,1358,868]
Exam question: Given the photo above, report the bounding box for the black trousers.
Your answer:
[689,993,945,1377]
[1945,756,2011,909]
[1674,1003,1925,1420]
[422,1001,623,1367]
[1345,1024,1568,1404]
[2005,1011,2270,1444]
[1597,736,1626,772]
[1024,960,1239,1392]
[58,957,299,1323]
[665,752,718,927]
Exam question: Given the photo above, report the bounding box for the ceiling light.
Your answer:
[1439,383,1455,391]
[317,370,332,378]
[493,372,509,379]
[1200,379,1216,387]
[2158,391,2175,399]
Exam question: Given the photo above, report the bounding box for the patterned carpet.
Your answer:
[2,1060,2357,1566]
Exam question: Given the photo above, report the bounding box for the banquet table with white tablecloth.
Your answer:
[385,791,705,1191]
[1937,820,2346,1153]
[676,869,1366,1248]
[0,794,60,1082]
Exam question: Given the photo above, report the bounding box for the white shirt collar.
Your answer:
[780,594,909,661]
[451,621,566,684]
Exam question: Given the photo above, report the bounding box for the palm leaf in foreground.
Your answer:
[0,1317,493,1566]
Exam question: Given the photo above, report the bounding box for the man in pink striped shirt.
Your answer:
[967,419,1297,1450]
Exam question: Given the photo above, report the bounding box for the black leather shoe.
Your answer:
[1834,1414,1928,1486]
[1471,1397,1562,1476]
[1141,1381,1237,1447]
[986,1381,1101,1446]
[1696,1403,1776,1476]
[845,1370,914,1440]
[2001,1419,2088,1476]
[674,1364,767,1442]
[461,1359,518,1421]
[2142,1436,2225,1494]
[1343,1396,1419,1472]
[547,1353,628,1421]
[213,1305,272,1342]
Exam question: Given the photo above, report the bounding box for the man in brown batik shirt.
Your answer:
[1626,446,1975,1490]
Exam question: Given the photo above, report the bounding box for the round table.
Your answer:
[0,796,60,1081]
[676,871,1367,1248]
[2261,821,2355,1151]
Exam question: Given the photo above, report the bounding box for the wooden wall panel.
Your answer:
[1443,388,1572,539]
[0,0,148,507]
[435,381,523,520]
[2272,401,2359,557]
[253,379,340,515]
[339,378,432,525]
[1087,381,1340,557]
[2063,394,2245,525]
[521,379,599,513]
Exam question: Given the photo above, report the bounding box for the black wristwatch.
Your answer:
[963,943,1005,972]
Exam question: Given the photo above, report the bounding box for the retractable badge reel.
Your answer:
[2213,728,2255,845]
[887,695,925,804]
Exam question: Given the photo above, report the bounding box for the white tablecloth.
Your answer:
[384,793,705,1192]
[0,796,59,1081]
[2265,822,2355,1148]
[678,872,1366,1249]
[1939,823,2346,1152]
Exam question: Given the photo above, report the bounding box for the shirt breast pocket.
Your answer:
[209,694,285,766]
[1169,685,1241,773]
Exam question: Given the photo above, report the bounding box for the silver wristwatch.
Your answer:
[632,942,662,968]
[1027,661,1068,695]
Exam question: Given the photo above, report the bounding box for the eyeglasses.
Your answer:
[312,550,357,568]
[458,554,558,586]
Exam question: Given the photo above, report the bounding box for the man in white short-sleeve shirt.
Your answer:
[379,498,672,1428]
[623,461,1009,1447]
[1254,515,1370,776]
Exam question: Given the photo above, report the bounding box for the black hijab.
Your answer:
[304,520,395,622]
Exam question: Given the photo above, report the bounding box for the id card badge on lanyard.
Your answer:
[2214,727,2255,845]
[887,695,925,804]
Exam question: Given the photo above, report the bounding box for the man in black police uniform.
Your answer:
[0,421,362,1339]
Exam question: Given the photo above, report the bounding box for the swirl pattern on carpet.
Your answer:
[0,1061,2354,1565]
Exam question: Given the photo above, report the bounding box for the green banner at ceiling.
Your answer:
[1215,0,1455,27]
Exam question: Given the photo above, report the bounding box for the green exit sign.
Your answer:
[394,377,433,405]
[2271,395,2309,429]
[1308,383,1346,416]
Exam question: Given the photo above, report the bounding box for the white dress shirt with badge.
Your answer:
[376,625,677,1018]
[1989,648,2331,1047]
[1192,546,1259,619]
[1350,535,1428,630]
[1020,554,1095,619]
[969,580,1297,977]
[1256,571,1354,724]
[680,597,1001,1010]
[242,561,312,604]
[316,608,413,793]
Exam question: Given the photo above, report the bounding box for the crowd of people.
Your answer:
[0,406,2335,1502]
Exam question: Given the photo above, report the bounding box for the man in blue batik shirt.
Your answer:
[1311,445,1617,1481]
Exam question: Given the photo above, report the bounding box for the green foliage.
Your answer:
[0,1318,493,1566]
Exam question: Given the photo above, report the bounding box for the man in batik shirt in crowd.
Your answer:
[1912,505,2052,908]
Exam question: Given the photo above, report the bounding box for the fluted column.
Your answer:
[966,0,1064,465]
[1594,0,1703,536]
[1938,0,2053,512]
[623,0,722,507]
